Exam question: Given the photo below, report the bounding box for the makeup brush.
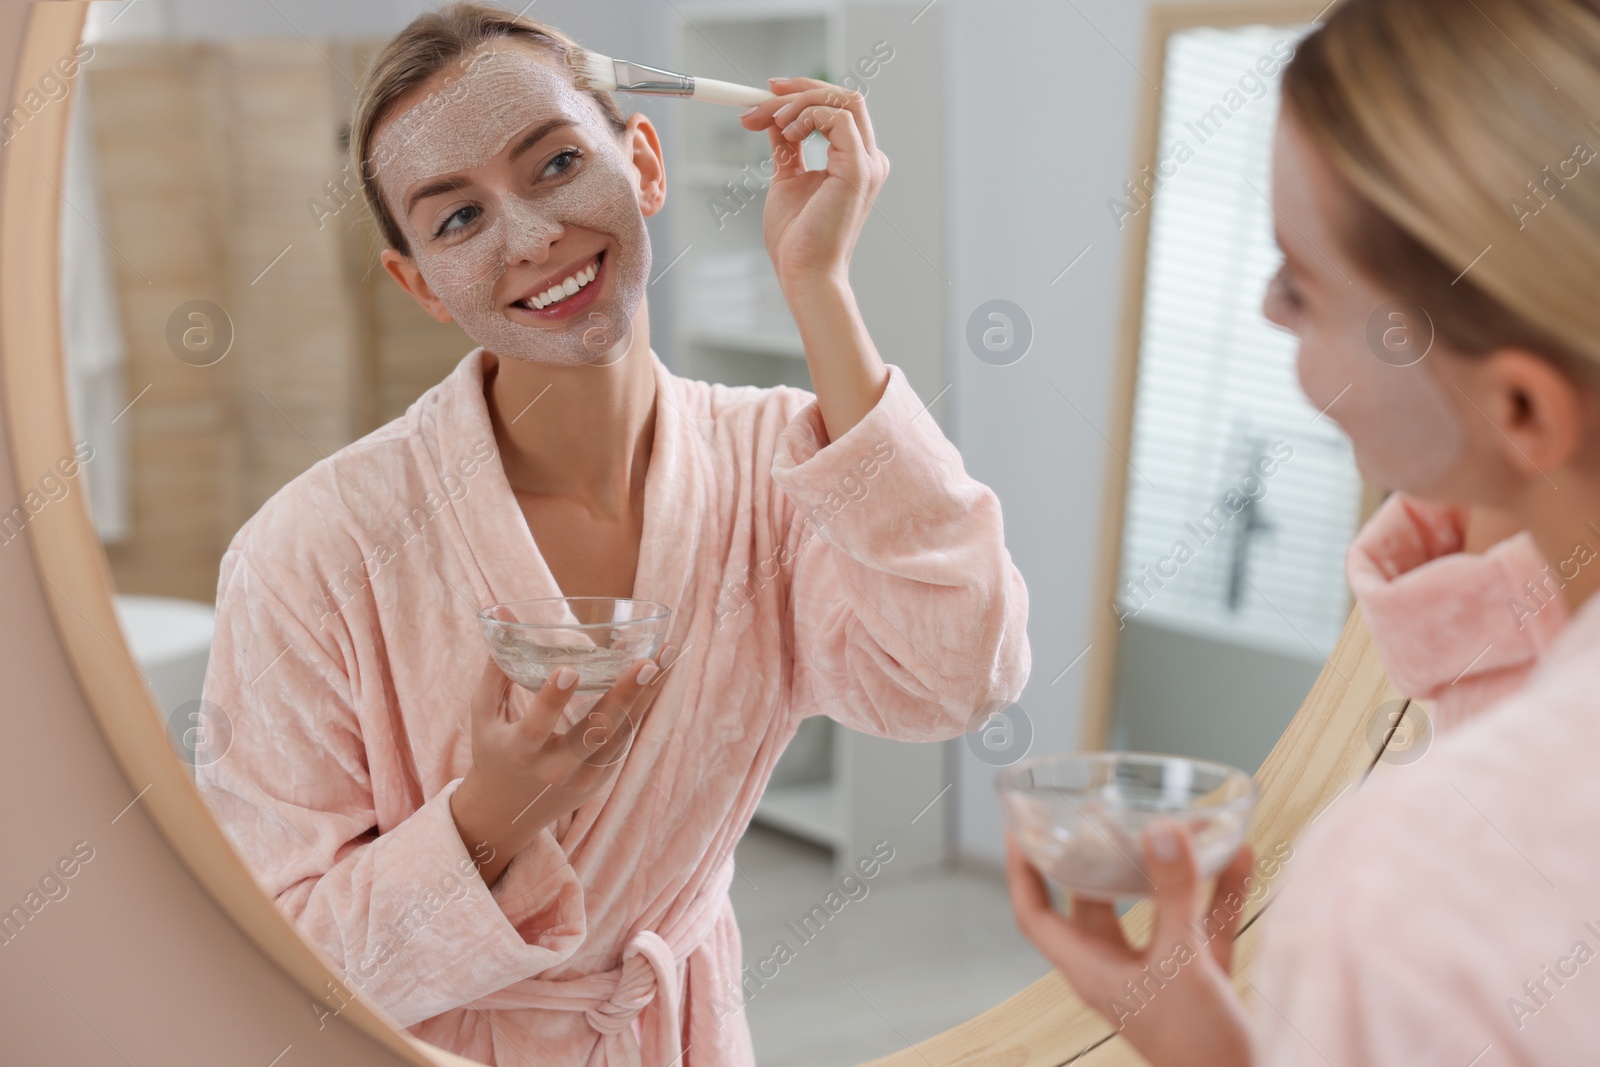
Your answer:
[567,48,774,107]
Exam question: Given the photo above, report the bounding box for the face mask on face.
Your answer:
[373,47,651,364]
[1299,299,1470,495]
[1270,113,1472,497]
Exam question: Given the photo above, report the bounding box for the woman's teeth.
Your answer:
[524,259,599,310]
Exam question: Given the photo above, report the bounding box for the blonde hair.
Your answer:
[1284,0,1600,377]
[348,2,628,255]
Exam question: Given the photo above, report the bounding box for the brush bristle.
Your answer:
[566,47,618,92]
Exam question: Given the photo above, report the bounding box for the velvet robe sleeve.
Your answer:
[196,547,587,1028]
[1345,494,1568,735]
[769,364,1031,739]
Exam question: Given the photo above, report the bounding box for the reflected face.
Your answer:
[1261,110,1471,495]
[371,46,651,364]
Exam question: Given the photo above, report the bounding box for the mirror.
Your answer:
[60,3,1039,1065]
[1084,14,1373,777]
[23,2,1376,1066]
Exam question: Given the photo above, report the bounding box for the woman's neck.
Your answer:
[482,302,656,518]
[1518,470,1600,616]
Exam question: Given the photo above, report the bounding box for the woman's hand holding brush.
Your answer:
[737,77,888,287]
[737,77,892,445]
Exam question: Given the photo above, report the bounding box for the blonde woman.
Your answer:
[197,4,1029,1065]
[1008,0,1600,1062]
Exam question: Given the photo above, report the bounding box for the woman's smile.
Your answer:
[506,248,608,323]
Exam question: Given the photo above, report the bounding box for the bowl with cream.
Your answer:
[997,751,1257,901]
[477,596,671,695]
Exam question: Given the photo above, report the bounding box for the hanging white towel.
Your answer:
[58,74,131,543]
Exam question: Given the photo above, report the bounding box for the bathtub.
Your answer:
[113,595,216,766]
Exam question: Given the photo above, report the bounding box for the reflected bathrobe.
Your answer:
[1253,496,1600,1063]
[196,348,1031,1067]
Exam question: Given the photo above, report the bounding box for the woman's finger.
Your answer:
[1069,897,1129,949]
[515,664,581,748]
[1143,820,1208,958]
[739,83,839,128]
[775,106,872,186]
[559,654,663,767]
[1003,829,1053,924]
[1005,832,1129,973]
[471,658,515,729]
[766,126,806,181]
[736,78,808,128]
[768,77,877,155]
[1204,842,1256,973]
[742,81,878,159]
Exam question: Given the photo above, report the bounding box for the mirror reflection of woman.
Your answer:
[196,6,1030,1065]
[1008,0,1600,1061]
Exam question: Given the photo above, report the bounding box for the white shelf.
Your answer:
[689,327,807,360]
[753,779,842,847]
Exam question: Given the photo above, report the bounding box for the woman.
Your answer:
[196,6,1030,1066]
[1008,0,1600,1062]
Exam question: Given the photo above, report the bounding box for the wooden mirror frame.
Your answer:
[1,3,1408,1065]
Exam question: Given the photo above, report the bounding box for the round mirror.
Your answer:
[2,2,1405,1066]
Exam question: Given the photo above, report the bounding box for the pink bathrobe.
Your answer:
[196,348,1031,1067]
[1253,496,1600,1063]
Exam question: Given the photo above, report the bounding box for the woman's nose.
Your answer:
[500,197,562,265]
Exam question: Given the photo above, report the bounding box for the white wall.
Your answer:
[941,0,1241,867]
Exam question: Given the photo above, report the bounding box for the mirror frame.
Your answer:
[1,4,1408,1065]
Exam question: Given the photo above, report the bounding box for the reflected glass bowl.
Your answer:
[477,597,671,693]
[997,751,1257,901]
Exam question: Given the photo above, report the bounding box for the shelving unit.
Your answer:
[669,2,952,877]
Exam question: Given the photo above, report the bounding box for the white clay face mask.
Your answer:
[1299,301,1470,495]
[1268,111,1471,496]
[371,46,650,364]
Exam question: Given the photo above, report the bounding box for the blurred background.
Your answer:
[59,0,1358,1062]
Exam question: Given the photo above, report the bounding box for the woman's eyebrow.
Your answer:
[507,118,577,164]
[403,118,579,216]
[407,175,472,216]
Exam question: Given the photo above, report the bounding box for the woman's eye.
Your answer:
[1271,265,1305,311]
[434,204,481,239]
[541,149,581,179]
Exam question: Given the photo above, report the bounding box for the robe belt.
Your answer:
[463,924,707,1067]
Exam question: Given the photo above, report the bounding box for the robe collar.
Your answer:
[421,347,700,647]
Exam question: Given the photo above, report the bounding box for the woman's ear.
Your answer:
[624,113,667,217]
[380,248,455,324]
[1468,347,1590,479]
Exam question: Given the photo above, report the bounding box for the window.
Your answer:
[1115,23,1359,660]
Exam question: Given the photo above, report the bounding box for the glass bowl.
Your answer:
[996,751,1257,901]
[477,597,671,693]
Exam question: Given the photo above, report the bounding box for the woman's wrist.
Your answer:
[1126,970,1255,1067]
[780,272,889,442]
[778,266,852,311]
[449,777,492,853]
[451,776,516,880]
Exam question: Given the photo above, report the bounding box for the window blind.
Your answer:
[1116,23,1360,661]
